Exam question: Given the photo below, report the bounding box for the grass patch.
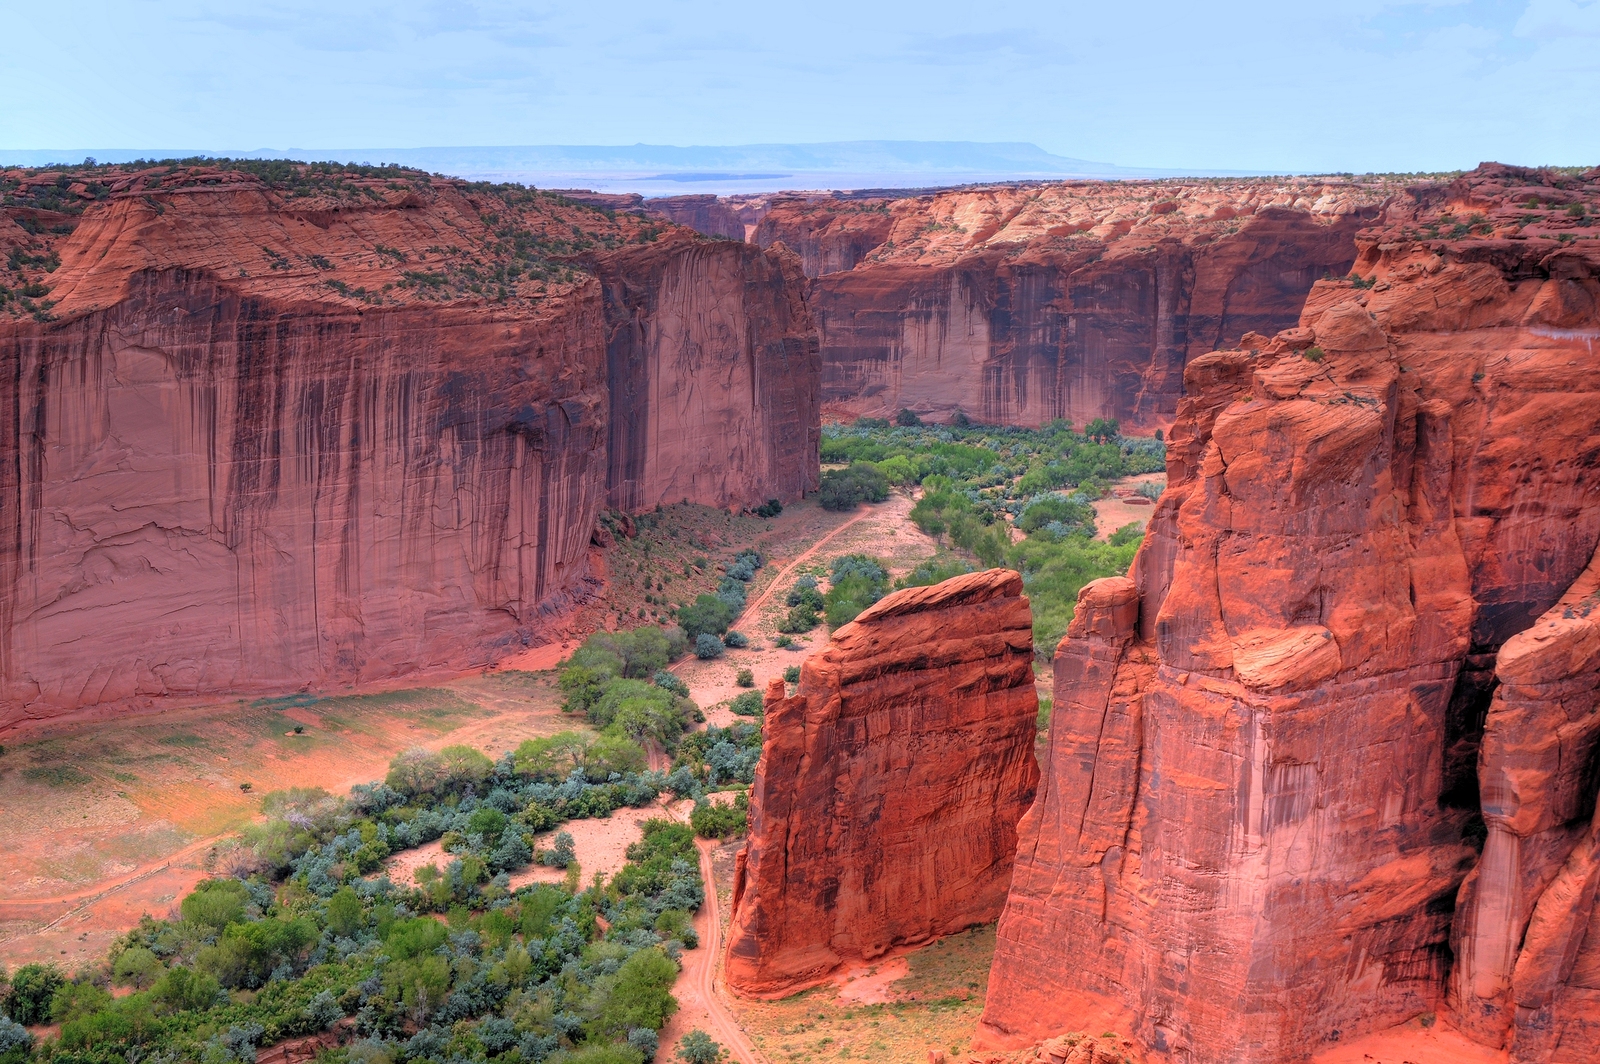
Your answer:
[24,764,93,787]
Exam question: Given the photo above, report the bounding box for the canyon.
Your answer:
[6,154,1600,1064]
[978,163,1600,1063]
[0,162,816,727]
[724,568,1039,996]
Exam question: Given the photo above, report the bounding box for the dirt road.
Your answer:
[688,837,768,1064]
[733,507,873,630]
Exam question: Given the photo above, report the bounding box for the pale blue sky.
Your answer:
[2,0,1596,173]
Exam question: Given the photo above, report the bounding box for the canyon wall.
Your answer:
[755,181,1389,431]
[724,569,1040,996]
[0,163,816,727]
[596,239,819,512]
[979,164,1600,1063]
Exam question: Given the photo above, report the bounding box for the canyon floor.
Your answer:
[0,477,1155,1058]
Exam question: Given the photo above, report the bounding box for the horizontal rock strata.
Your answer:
[755,179,1391,430]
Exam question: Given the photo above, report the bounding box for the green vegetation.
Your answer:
[824,416,1162,655]
[0,732,708,1064]
[777,575,824,634]
[822,555,889,627]
[688,792,749,840]
[817,463,890,511]
[675,1029,727,1063]
[728,692,764,717]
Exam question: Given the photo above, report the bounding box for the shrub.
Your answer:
[729,691,764,717]
[734,668,754,688]
[778,602,819,632]
[894,556,974,589]
[895,408,923,426]
[783,665,800,684]
[541,831,576,867]
[694,634,725,660]
[676,1029,728,1063]
[823,554,888,626]
[1303,345,1325,363]
[0,1016,30,1056]
[751,498,783,518]
[1018,494,1095,538]
[49,980,111,1025]
[652,670,689,696]
[723,629,749,649]
[1109,523,1145,547]
[591,947,679,1037]
[817,463,890,511]
[112,945,165,989]
[180,878,250,929]
[515,731,593,781]
[678,595,737,641]
[689,794,749,839]
[785,574,820,605]
[584,734,648,779]
[1084,417,1120,439]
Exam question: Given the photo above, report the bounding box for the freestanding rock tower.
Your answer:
[724,568,1041,996]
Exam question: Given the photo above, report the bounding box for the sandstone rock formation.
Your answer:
[724,569,1040,996]
[979,163,1600,1063]
[0,162,816,727]
[755,180,1392,431]
[595,239,818,512]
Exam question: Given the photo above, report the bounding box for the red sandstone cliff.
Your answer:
[724,569,1040,996]
[0,163,816,727]
[755,180,1391,431]
[979,164,1600,1063]
[595,239,819,512]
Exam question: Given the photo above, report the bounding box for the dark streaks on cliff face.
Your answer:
[595,236,819,514]
[764,188,1380,430]
[0,266,611,723]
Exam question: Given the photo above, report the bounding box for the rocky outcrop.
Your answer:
[756,180,1391,431]
[979,164,1600,1063]
[596,239,819,512]
[0,163,816,727]
[724,569,1040,996]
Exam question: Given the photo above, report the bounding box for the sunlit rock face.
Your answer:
[0,164,816,726]
[756,179,1388,431]
[979,163,1600,1064]
[725,569,1040,997]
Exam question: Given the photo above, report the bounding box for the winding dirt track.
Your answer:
[733,508,873,631]
[690,837,768,1064]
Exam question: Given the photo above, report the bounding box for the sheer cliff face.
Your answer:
[724,570,1040,997]
[597,239,819,512]
[0,164,816,726]
[980,164,1600,1064]
[757,181,1389,431]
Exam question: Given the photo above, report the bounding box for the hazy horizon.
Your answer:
[3,2,1597,176]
